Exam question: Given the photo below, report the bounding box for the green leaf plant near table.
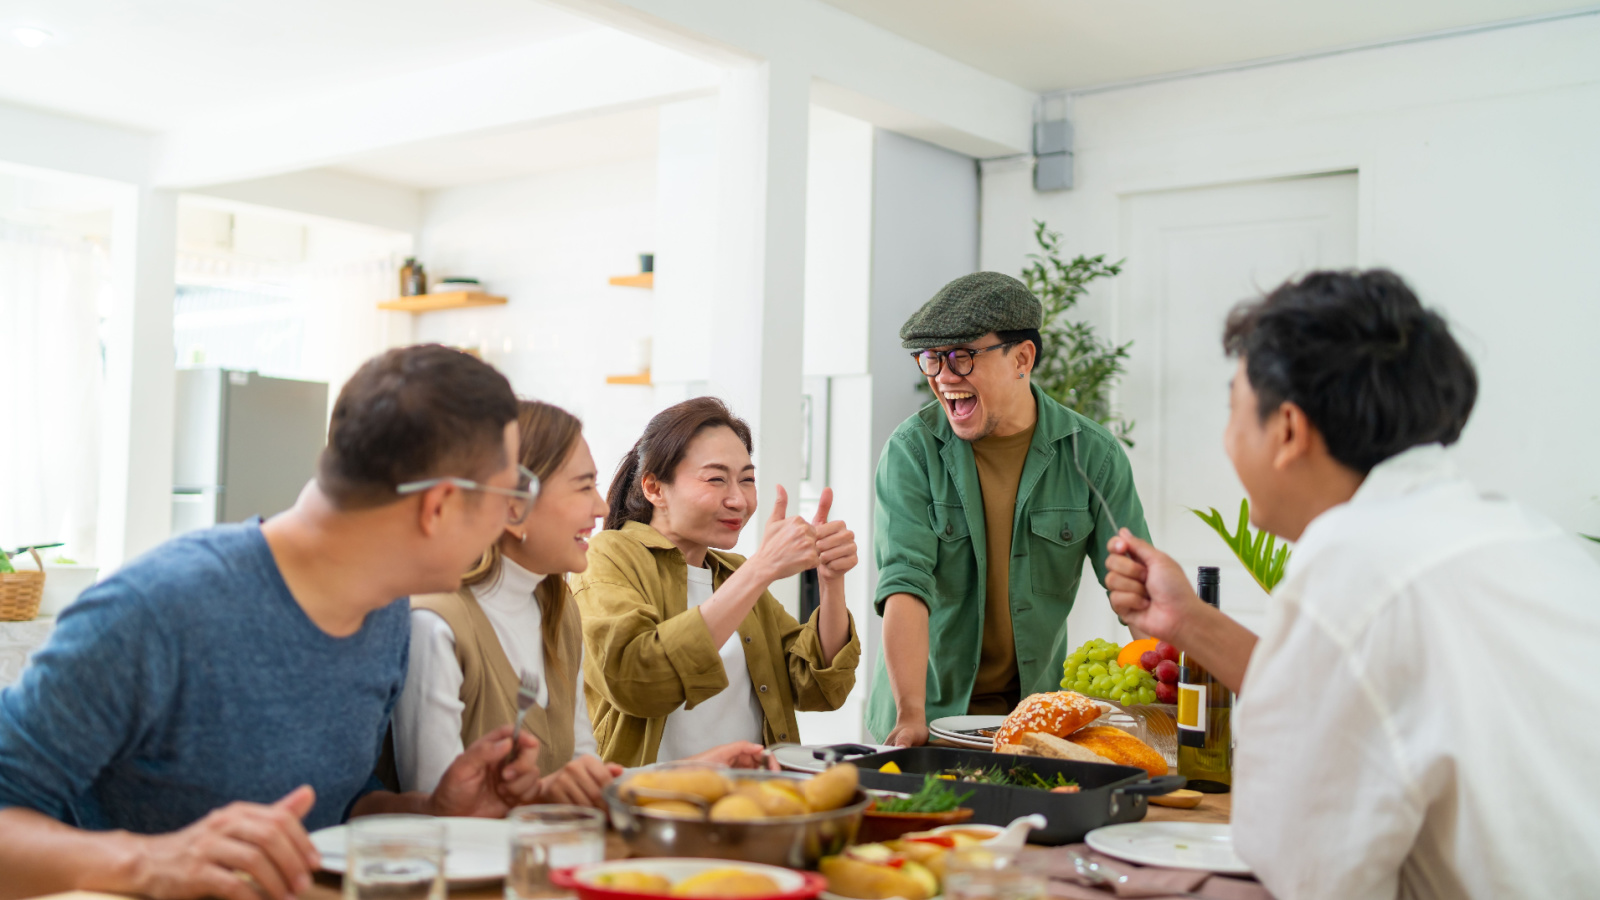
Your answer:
[1190,499,1291,593]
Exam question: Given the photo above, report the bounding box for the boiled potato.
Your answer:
[709,794,766,822]
[623,767,731,804]
[671,869,782,898]
[753,780,809,817]
[819,856,930,900]
[596,871,674,893]
[636,799,705,818]
[801,763,859,812]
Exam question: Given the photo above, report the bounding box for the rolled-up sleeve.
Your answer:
[571,545,728,718]
[780,606,860,712]
[872,434,939,615]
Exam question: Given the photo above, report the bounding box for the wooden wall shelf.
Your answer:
[605,369,653,386]
[608,273,654,289]
[378,292,508,313]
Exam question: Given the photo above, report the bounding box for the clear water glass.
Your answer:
[505,805,607,900]
[343,815,446,900]
[944,847,1047,900]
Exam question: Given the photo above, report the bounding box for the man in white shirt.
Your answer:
[1104,269,1600,899]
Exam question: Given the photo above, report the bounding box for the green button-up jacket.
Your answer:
[866,384,1150,741]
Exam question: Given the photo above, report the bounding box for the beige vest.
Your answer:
[412,586,582,776]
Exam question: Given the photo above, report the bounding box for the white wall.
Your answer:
[980,14,1600,644]
[862,129,979,716]
[410,156,661,494]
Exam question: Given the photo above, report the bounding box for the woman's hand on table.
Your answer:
[129,785,319,900]
[537,755,625,809]
[428,724,543,817]
[689,740,780,770]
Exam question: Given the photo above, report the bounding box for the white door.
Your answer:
[1071,172,1358,642]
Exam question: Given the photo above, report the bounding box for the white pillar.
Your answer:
[99,185,177,569]
[709,61,811,610]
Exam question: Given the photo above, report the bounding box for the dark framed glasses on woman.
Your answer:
[396,464,540,524]
[911,340,1018,377]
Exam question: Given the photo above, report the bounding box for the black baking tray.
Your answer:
[823,745,1185,846]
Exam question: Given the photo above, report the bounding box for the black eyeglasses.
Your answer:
[396,464,540,525]
[911,341,1018,377]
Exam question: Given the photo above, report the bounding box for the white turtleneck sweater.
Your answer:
[393,558,598,793]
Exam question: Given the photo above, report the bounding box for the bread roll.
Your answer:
[1018,731,1114,765]
[993,692,1103,748]
[1066,726,1167,777]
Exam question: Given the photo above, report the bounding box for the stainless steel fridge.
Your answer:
[171,369,329,535]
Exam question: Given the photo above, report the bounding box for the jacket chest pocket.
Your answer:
[927,502,975,593]
[1028,507,1094,597]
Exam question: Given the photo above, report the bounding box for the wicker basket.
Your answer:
[0,547,46,621]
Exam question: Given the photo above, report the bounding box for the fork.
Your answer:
[505,679,542,767]
[1070,853,1211,899]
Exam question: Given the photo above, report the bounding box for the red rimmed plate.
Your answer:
[553,858,829,900]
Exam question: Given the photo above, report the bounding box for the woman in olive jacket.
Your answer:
[571,397,862,767]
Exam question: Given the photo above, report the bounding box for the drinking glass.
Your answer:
[505,805,607,900]
[343,815,446,900]
[944,847,1047,900]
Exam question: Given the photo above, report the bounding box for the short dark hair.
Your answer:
[997,328,1043,367]
[1223,269,1477,474]
[606,397,753,530]
[318,345,519,509]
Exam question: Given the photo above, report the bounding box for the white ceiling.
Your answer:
[331,106,660,190]
[0,0,599,132]
[817,0,1595,91]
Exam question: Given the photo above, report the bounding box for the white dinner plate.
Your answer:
[928,715,1004,749]
[311,817,512,884]
[1084,822,1250,875]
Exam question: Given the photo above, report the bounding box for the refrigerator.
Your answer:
[171,369,329,535]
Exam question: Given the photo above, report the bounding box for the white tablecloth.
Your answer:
[0,618,55,689]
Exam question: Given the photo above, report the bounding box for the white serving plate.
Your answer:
[311,817,511,885]
[772,743,895,773]
[1084,822,1250,875]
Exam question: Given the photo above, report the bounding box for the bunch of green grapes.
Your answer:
[1060,638,1159,706]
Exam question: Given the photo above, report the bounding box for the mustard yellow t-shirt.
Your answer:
[968,422,1035,715]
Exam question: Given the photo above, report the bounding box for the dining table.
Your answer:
[24,780,1237,900]
[288,793,1236,900]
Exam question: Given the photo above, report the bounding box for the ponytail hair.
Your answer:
[605,396,753,531]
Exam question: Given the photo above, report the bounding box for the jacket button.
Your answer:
[945,523,954,536]
[1060,526,1073,541]
[744,635,752,643]
[780,732,788,740]
[759,684,769,693]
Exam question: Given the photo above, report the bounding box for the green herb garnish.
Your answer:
[938,765,1078,791]
[874,775,973,813]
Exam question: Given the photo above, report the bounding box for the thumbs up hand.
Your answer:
[812,487,858,583]
[751,484,820,582]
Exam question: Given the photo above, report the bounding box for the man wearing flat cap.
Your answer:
[867,272,1151,746]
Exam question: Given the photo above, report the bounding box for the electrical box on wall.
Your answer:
[1034,119,1074,192]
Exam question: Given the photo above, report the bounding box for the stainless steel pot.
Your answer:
[604,769,870,869]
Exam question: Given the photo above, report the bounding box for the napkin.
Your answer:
[1034,844,1273,900]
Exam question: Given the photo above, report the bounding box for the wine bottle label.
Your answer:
[1177,683,1207,744]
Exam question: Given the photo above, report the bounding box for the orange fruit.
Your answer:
[1116,638,1160,669]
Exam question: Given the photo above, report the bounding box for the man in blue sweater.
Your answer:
[0,345,546,900]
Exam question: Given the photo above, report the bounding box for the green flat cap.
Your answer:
[899,272,1042,350]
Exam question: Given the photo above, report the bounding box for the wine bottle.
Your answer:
[1177,566,1233,793]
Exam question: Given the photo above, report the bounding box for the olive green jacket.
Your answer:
[866,384,1150,741]
[570,521,861,767]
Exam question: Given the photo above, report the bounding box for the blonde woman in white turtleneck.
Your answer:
[393,401,774,809]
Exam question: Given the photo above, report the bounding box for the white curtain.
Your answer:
[0,220,106,561]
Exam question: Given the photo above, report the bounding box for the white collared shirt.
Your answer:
[1232,444,1600,899]
[393,558,599,793]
